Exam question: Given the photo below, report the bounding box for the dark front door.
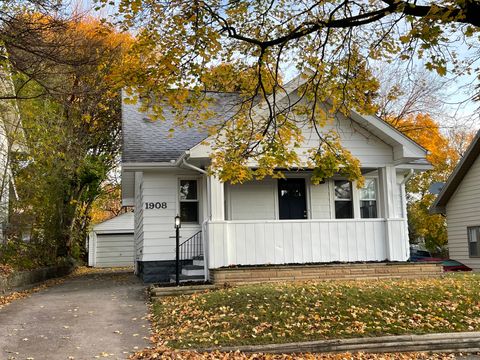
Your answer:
[278,178,307,219]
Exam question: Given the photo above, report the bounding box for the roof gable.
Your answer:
[122,74,428,166]
[93,212,134,232]
[431,130,480,214]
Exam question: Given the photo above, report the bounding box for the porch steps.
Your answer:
[193,258,204,267]
[169,256,206,283]
[169,274,205,283]
[150,284,217,298]
[182,265,204,276]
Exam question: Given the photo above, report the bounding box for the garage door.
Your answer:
[95,233,134,267]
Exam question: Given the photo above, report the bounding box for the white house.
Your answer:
[121,76,431,283]
[431,130,480,271]
[87,212,134,267]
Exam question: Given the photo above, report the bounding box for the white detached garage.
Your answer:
[88,212,134,267]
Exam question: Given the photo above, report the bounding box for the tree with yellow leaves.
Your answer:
[95,0,478,184]
[3,16,132,264]
[385,113,474,254]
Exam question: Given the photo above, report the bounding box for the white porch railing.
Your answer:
[207,218,408,269]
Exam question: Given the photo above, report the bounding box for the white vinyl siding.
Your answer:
[310,180,332,219]
[395,173,406,219]
[446,154,480,271]
[95,234,134,267]
[207,218,409,268]
[190,107,395,167]
[226,179,276,220]
[140,170,202,261]
[134,172,144,262]
[225,173,405,222]
[290,107,395,167]
[226,177,331,221]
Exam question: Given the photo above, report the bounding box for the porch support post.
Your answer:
[209,176,225,221]
[379,165,396,219]
[379,165,399,261]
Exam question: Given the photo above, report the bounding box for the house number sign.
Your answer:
[144,202,168,209]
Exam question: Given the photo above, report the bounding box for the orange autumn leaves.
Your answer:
[385,114,473,251]
[131,348,458,360]
[387,114,459,177]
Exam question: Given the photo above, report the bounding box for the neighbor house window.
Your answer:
[334,180,353,219]
[359,178,378,218]
[468,226,480,257]
[179,180,198,223]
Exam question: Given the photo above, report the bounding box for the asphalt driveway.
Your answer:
[0,269,150,360]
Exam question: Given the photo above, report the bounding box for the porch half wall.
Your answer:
[206,219,408,268]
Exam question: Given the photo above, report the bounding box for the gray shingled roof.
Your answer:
[122,92,241,163]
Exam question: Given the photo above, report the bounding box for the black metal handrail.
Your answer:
[178,230,203,261]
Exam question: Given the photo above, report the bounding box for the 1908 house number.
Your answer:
[144,202,167,209]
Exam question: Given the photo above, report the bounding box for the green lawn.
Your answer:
[151,274,480,348]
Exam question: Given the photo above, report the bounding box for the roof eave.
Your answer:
[122,152,187,171]
[348,110,428,160]
[431,130,480,211]
[429,204,446,215]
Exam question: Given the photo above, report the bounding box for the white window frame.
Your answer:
[178,178,200,225]
[359,177,379,219]
[333,180,354,219]
[468,226,480,258]
[330,177,380,219]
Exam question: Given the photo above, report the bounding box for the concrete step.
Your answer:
[193,259,204,267]
[169,273,204,283]
[182,265,204,276]
[150,284,216,298]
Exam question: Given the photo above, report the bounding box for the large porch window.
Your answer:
[334,178,378,219]
[334,180,353,219]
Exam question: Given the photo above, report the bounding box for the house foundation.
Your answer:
[209,262,443,285]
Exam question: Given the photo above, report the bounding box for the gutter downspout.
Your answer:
[400,169,414,185]
[181,158,207,175]
[180,152,210,281]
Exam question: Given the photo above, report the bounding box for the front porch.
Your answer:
[205,218,409,270]
[195,165,412,277]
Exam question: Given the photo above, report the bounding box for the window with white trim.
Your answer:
[468,226,480,257]
[179,180,199,223]
[359,178,378,218]
[334,180,353,219]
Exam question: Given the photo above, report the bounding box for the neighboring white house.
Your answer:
[87,212,134,267]
[431,130,480,271]
[121,75,431,283]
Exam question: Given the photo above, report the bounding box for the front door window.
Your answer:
[278,178,307,219]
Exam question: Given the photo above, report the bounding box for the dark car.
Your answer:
[441,259,472,272]
[409,248,442,262]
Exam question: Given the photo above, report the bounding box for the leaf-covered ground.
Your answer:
[131,348,460,360]
[150,274,480,349]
